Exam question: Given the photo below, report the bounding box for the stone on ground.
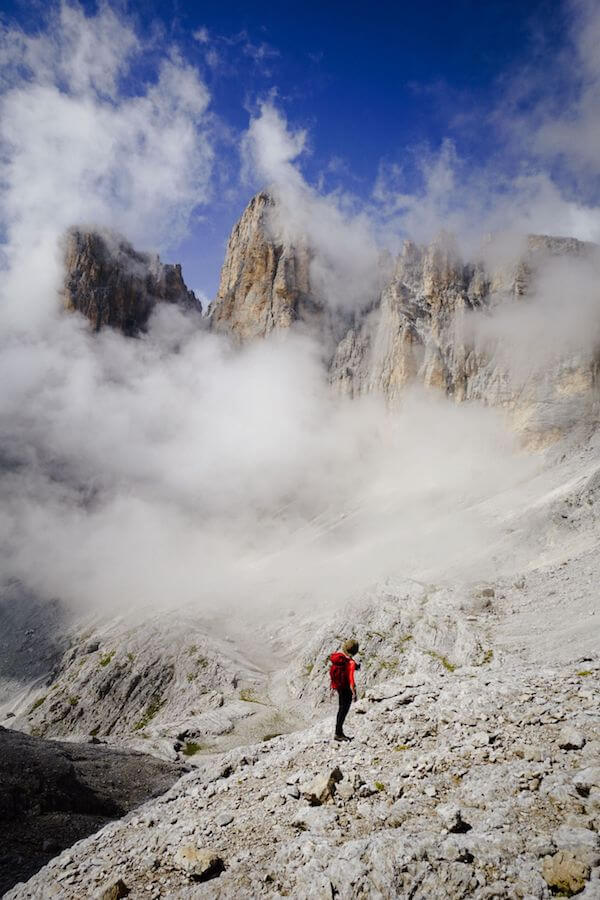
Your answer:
[173,846,224,882]
[541,851,590,896]
[303,767,343,805]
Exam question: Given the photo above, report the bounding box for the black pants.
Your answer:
[335,687,352,736]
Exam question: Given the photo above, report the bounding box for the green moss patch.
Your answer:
[239,688,268,705]
[133,695,165,731]
[182,741,203,756]
[29,695,46,713]
[99,650,115,667]
[425,650,457,672]
[380,658,399,670]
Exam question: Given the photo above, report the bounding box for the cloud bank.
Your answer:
[5,1,599,629]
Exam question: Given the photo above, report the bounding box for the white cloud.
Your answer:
[2,0,595,632]
[0,2,214,332]
[0,11,534,623]
[369,1,600,254]
[242,101,381,310]
[193,26,210,44]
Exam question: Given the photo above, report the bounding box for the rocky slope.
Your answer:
[3,199,600,897]
[0,725,187,895]
[7,660,599,899]
[62,228,201,335]
[4,423,600,766]
[3,612,305,762]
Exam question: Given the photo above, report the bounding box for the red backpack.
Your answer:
[329,652,350,690]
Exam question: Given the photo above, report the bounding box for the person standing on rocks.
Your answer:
[329,639,360,742]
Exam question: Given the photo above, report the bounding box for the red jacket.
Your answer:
[329,652,357,691]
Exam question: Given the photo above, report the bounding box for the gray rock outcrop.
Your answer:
[330,233,600,445]
[62,228,200,335]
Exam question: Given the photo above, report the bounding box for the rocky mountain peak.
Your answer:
[209,190,315,341]
[62,227,200,336]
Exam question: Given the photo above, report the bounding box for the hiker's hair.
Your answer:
[342,638,359,655]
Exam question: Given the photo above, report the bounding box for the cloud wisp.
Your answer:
[242,101,383,311]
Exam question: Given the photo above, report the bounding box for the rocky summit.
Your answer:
[62,228,201,335]
[209,192,315,342]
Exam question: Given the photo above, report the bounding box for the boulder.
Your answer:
[542,851,590,896]
[216,812,234,827]
[436,803,471,833]
[554,825,600,852]
[573,767,600,796]
[303,767,343,806]
[558,728,586,751]
[94,880,129,900]
[173,846,224,882]
[291,807,338,833]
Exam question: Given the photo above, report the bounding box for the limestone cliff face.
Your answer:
[209,192,317,340]
[330,234,600,443]
[332,235,593,395]
[213,193,600,443]
[63,228,200,336]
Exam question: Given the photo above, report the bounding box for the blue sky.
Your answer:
[0,0,587,298]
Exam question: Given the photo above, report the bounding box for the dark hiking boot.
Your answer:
[334,733,353,742]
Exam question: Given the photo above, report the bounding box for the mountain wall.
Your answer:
[210,194,600,444]
[62,228,200,335]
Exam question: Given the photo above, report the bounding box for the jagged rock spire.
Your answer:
[209,191,314,341]
[62,227,200,336]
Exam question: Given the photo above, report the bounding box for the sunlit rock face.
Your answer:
[62,228,200,335]
[213,193,600,444]
[209,191,318,341]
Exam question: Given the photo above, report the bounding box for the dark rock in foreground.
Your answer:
[0,725,188,895]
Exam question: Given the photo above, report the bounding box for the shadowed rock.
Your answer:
[62,227,200,335]
[0,581,69,704]
[0,725,188,895]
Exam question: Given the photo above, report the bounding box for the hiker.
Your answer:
[329,639,360,742]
